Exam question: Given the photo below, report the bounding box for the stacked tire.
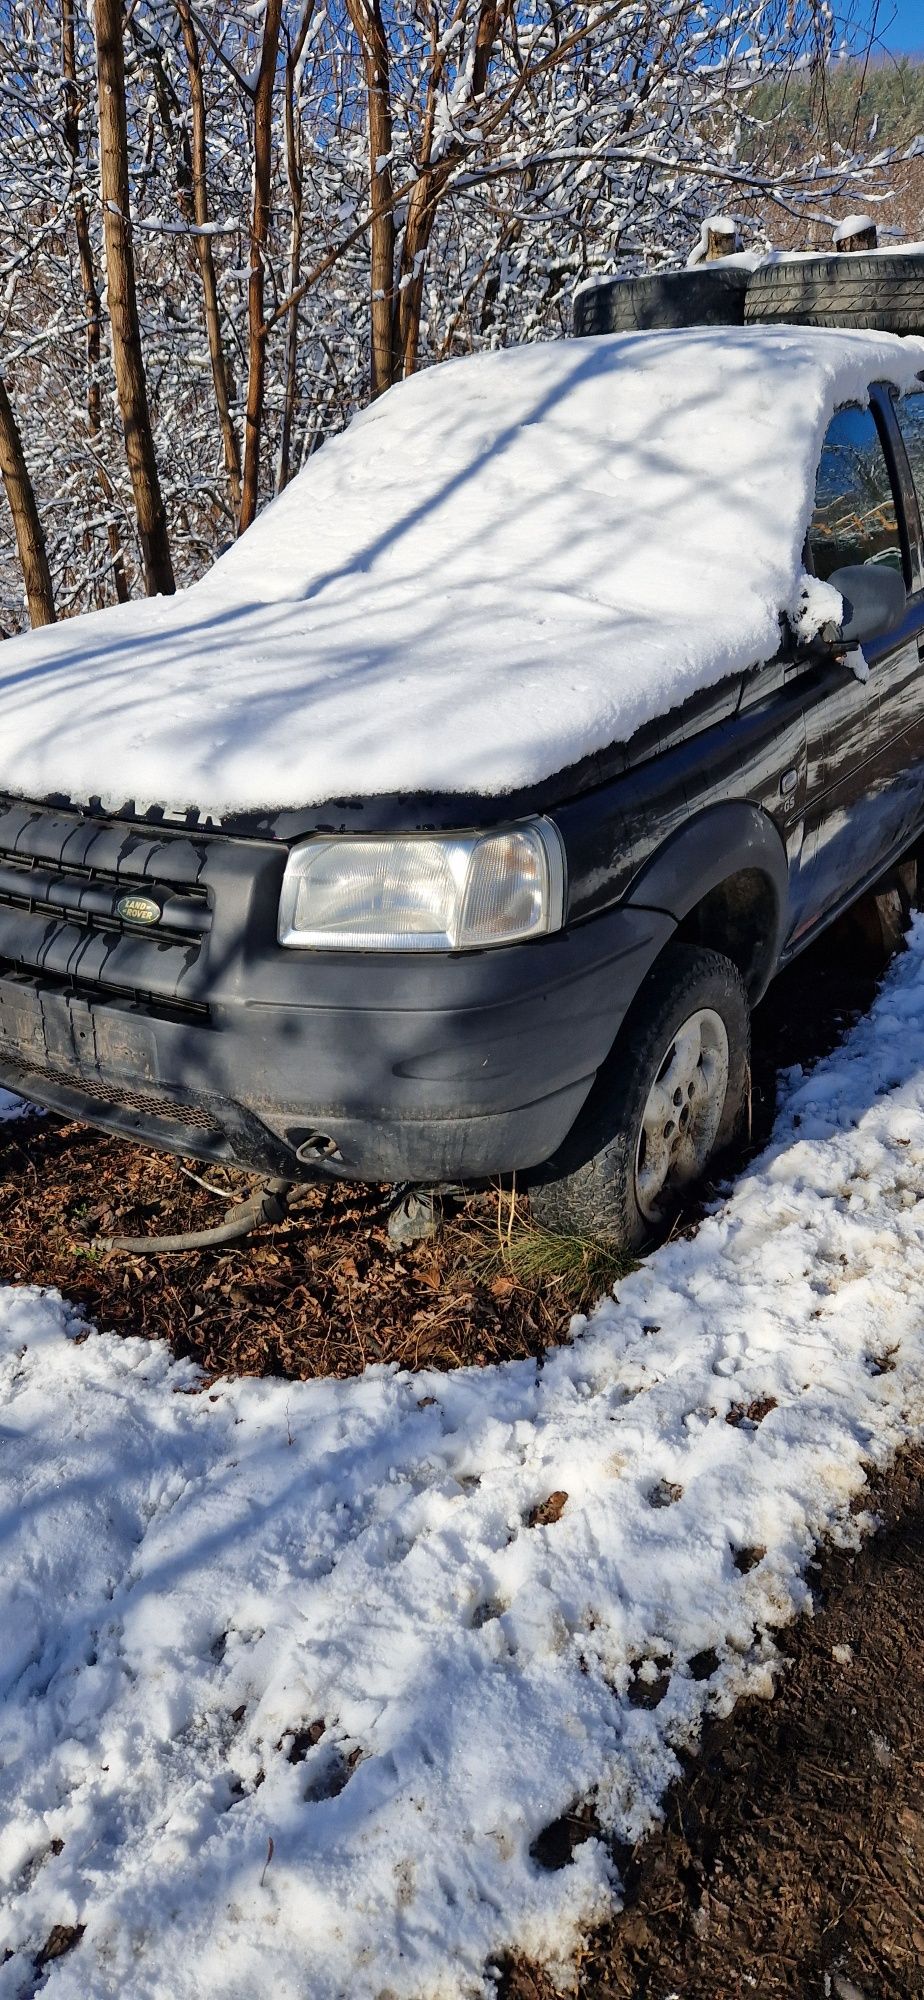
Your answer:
[573,249,924,339]
[573,266,750,336]
[744,252,924,333]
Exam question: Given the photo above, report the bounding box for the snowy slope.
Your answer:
[5,933,924,1995]
[0,326,922,816]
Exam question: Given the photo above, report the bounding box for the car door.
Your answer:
[868,382,924,851]
[788,397,915,943]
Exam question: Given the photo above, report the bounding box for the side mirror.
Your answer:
[827,563,907,648]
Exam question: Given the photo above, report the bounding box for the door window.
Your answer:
[809,403,903,581]
[894,388,924,530]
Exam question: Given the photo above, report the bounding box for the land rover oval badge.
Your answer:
[117,894,161,925]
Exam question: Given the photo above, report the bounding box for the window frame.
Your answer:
[807,388,912,590]
[882,375,924,597]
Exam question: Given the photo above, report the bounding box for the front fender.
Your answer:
[623,800,789,1001]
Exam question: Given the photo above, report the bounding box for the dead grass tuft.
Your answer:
[454,1185,633,1312]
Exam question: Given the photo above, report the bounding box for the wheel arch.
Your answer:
[622,802,789,1003]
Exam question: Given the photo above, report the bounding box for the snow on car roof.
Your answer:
[2,324,923,817]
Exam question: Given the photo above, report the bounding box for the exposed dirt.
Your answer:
[501,1447,924,2000]
[0,916,886,1383]
[0,1128,578,1380]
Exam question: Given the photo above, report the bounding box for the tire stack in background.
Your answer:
[573,247,924,339]
[573,266,751,334]
[744,253,924,333]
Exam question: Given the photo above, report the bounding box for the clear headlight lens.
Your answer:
[277,819,566,951]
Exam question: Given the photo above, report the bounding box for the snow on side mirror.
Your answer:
[827,563,907,649]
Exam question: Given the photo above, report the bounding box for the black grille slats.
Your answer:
[0,800,216,1009]
[0,910,209,1007]
[0,855,209,940]
[0,800,212,888]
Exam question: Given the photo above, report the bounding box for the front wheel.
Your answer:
[530,943,750,1250]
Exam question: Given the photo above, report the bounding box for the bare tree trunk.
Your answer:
[394,0,500,380]
[277,12,314,492]
[346,0,396,398]
[394,175,439,380]
[62,0,129,604]
[239,0,283,534]
[94,0,175,596]
[0,376,56,627]
[175,0,242,516]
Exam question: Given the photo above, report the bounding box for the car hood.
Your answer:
[1,324,923,819]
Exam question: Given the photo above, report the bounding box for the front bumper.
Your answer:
[0,800,673,1182]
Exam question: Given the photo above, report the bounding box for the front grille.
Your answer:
[0,800,217,1011]
[0,849,210,943]
[0,806,212,946]
[0,958,209,1026]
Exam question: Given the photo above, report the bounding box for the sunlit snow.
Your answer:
[4,929,924,1995]
[0,326,921,815]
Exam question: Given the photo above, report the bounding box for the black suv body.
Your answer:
[2,368,924,1237]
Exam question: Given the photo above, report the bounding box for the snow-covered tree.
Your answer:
[0,0,904,632]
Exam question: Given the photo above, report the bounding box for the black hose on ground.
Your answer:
[98,1179,293,1255]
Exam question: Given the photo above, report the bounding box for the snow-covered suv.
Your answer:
[0,323,923,1248]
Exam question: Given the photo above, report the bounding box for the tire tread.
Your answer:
[744,252,924,333]
[530,944,750,1249]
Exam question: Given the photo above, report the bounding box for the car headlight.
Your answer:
[277,819,566,951]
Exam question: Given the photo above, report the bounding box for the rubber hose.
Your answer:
[98,1181,292,1255]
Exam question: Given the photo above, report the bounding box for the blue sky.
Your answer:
[874,0,924,54]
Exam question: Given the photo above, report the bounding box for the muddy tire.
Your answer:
[530,944,750,1250]
[744,252,924,333]
[573,266,750,337]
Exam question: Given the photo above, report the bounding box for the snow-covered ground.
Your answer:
[5,930,924,1998]
[0,326,921,815]
[0,1091,38,1124]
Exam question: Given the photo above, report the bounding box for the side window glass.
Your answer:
[810,404,902,581]
[895,389,924,539]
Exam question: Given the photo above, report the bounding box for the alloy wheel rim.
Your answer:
[634,1007,730,1222]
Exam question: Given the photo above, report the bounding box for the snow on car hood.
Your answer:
[2,325,923,816]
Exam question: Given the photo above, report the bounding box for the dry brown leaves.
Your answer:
[0,1114,576,1382]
